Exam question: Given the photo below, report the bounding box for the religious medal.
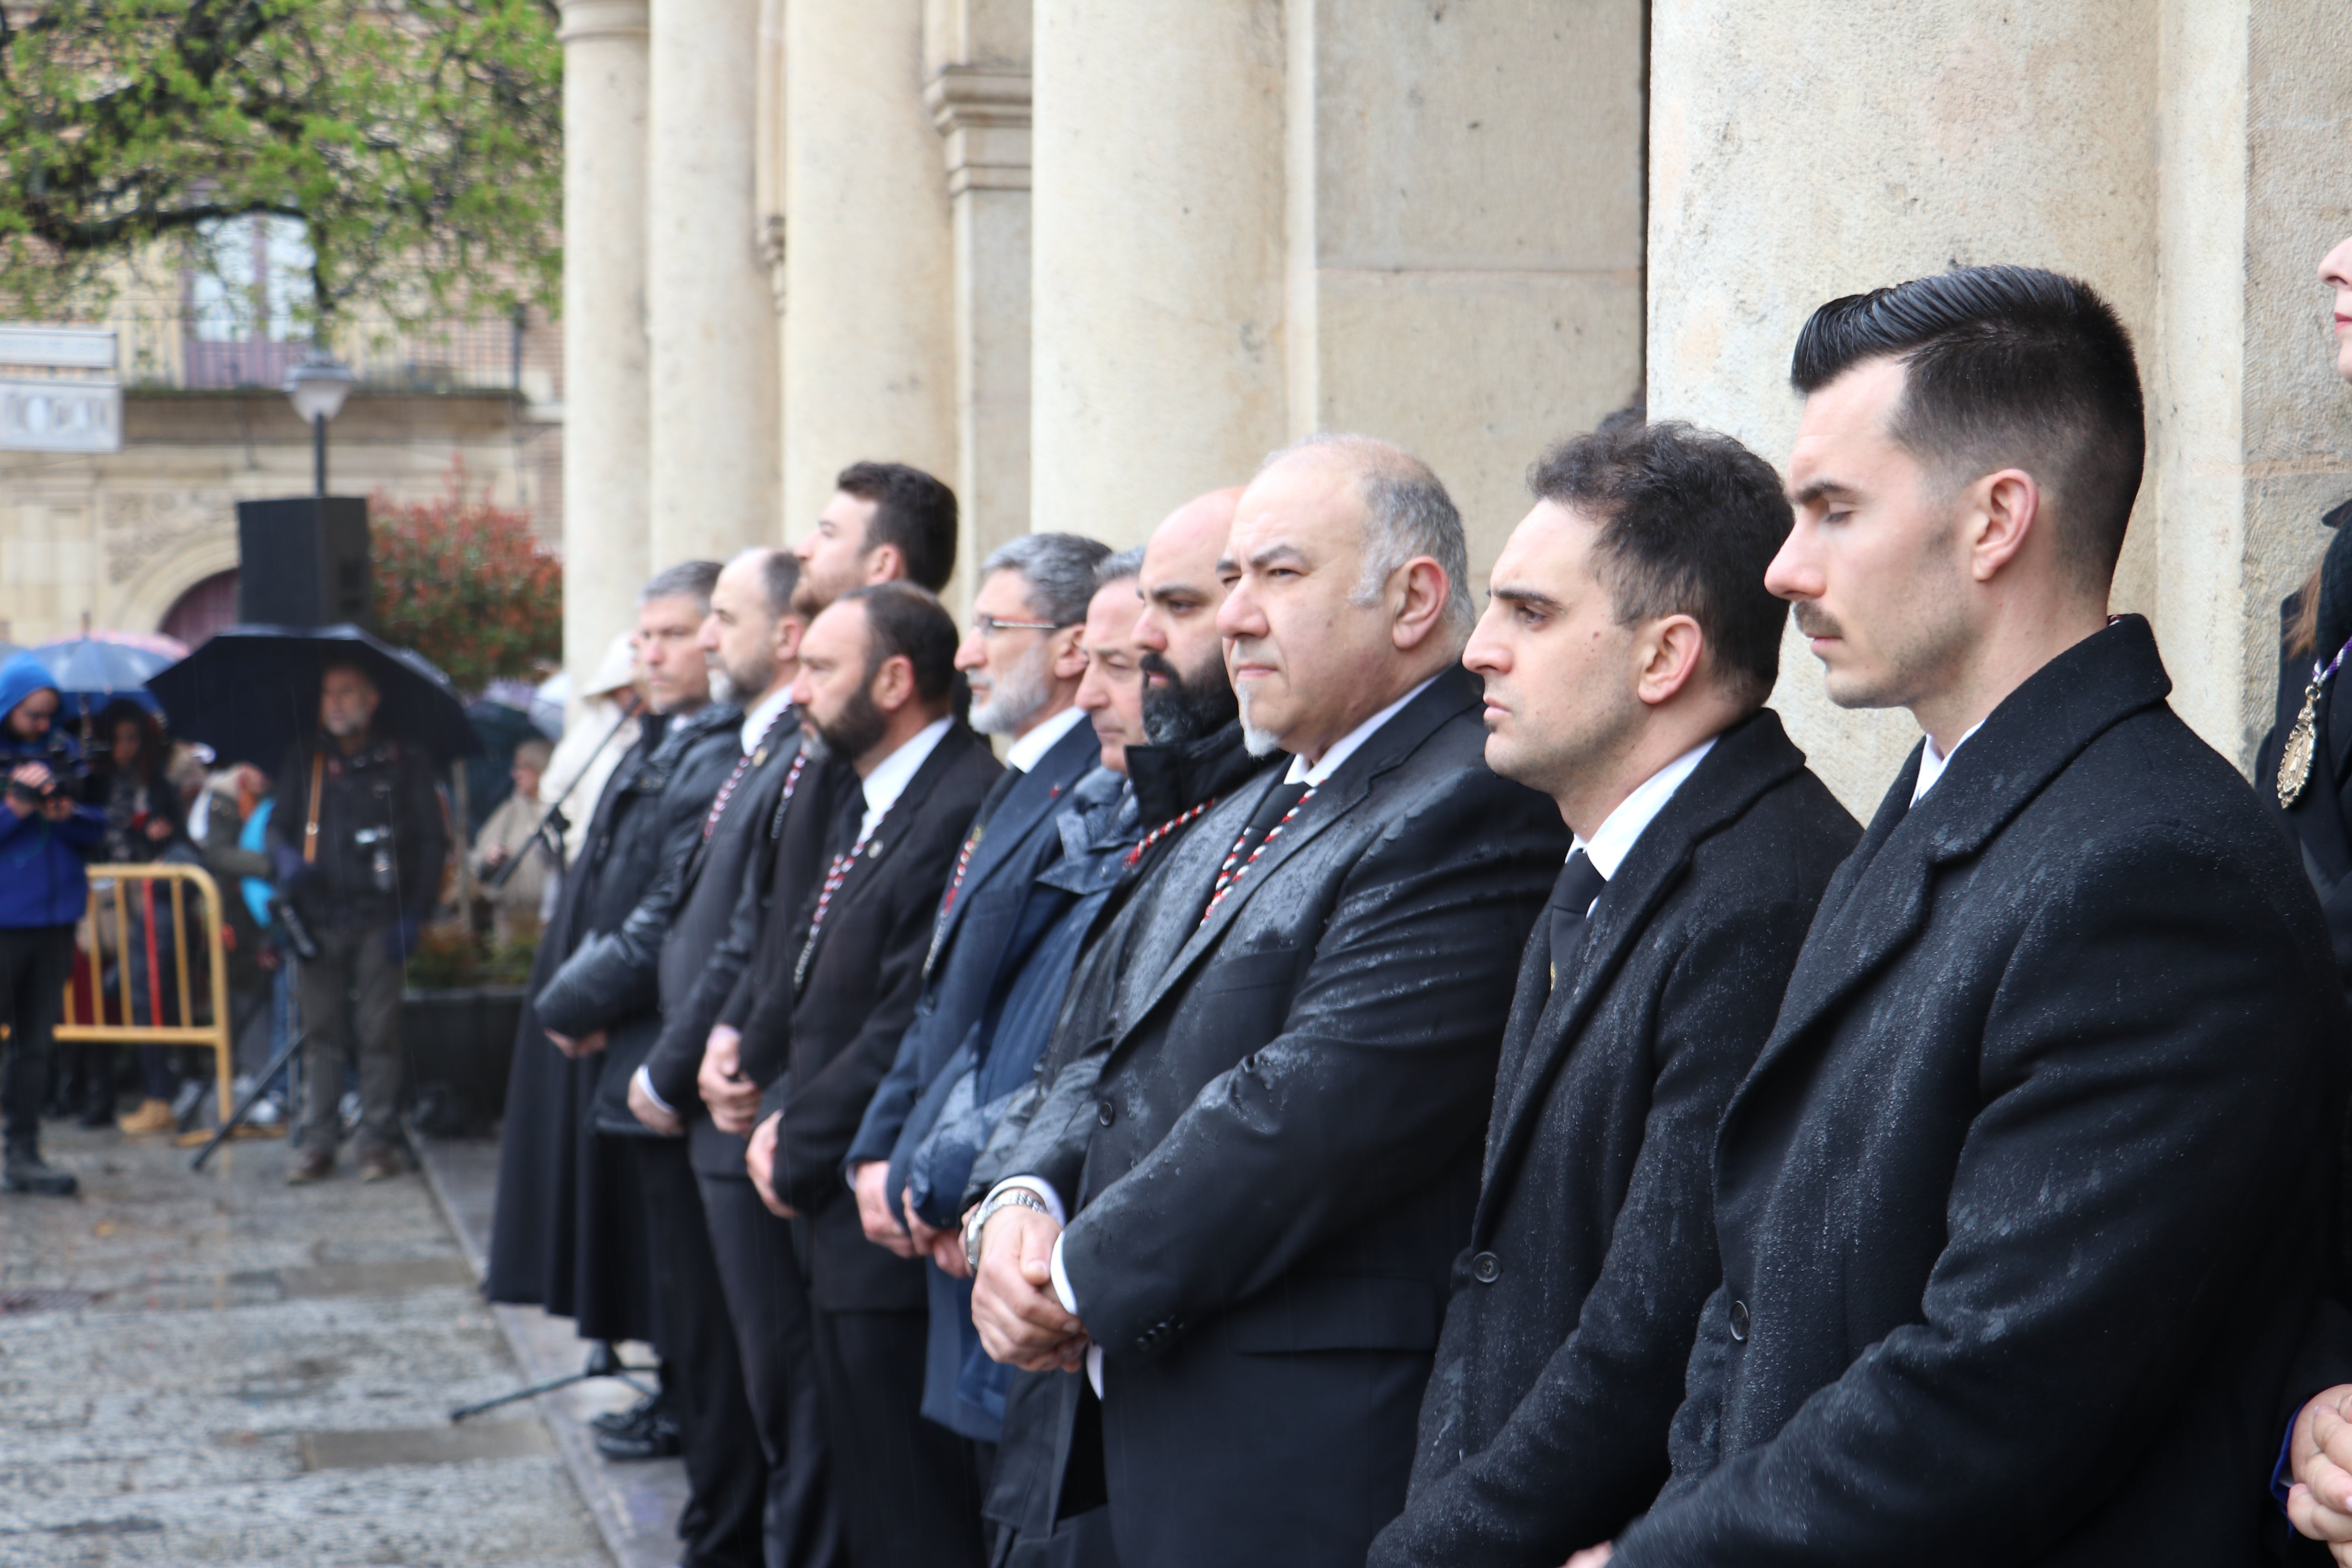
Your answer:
[2279,635,2352,809]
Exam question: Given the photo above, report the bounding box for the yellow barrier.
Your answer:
[53,863,236,1127]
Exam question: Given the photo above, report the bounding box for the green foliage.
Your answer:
[0,0,561,325]
[371,463,561,692]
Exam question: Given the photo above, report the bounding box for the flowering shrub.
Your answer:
[371,465,561,693]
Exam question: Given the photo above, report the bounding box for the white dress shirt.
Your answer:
[740,684,795,754]
[1004,702,1087,774]
[1564,737,1717,915]
[993,671,1444,1396]
[856,715,955,845]
[1910,720,1983,806]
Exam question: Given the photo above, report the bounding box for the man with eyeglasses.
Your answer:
[842,535,1110,1465]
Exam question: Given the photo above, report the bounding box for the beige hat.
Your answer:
[583,632,639,698]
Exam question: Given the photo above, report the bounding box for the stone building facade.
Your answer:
[561,2,2352,808]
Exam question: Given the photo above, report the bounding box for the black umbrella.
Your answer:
[149,624,485,769]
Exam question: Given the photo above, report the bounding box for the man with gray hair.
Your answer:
[487,558,758,1565]
[967,436,1568,1568]
[840,531,1109,1457]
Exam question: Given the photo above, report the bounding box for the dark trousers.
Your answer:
[294,921,402,1155]
[634,1138,765,1568]
[809,1301,989,1568]
[699,1163,846,1568]
[0,924,76,1151]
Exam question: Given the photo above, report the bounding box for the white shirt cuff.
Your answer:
[1049,1232,1078,1314]
[631,1064,675,1118]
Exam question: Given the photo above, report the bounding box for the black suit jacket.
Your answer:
[1372,709,1858,1568]
[626,710,809,1176]
[1613,617,2348,1568]
[1021,666,1569,1568]
[763,723,1002,1312]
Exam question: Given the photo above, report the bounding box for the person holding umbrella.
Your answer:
[265,659,448,1184]
[0,651,102,1196]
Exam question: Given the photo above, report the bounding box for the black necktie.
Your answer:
[828,777,866,860]
[1548,849,1608,993]
[971,766,1024,833]
[1201,778,1311,920]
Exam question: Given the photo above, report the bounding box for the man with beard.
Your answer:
[835,534,1105,1478]
[791,459,960,613]
[486,562,742,1512]
[521,549,812,1566]
[737,583,1002,1568]
[967,441,1567,1568]
[964,495,1261,1568]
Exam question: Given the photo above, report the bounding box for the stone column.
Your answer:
[927,0,1033,597]
[1030,0,1289,547]
[1646,0,2163,813]
[1285,0,1646,580]
[557,0,652,693]
[646,0,780,568]
[782,0,959,584]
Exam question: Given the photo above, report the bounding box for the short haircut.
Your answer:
[513,736,553,769]
[1096,545,1145,590]
[836,461,958,593]
[1264,433,1474,634]
[1530,414,1794,708]
[1790,264,2145,590]
[641,559,722,613]
[740,546,802,621]
[839,582,960,705]
[320,655,376,690]
[982,532,1114,628]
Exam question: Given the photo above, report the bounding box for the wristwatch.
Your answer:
[962,1185,1052,1275]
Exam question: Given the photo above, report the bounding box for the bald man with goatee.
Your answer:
[968,437,1569,1568]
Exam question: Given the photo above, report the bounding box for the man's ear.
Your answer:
[1967,469,2040,583]
[1049,623,1087,682]
[1389,558,1453,652]
[774,615,806,667]
[869,654,916,713]
[863,544,906,586]
[1633,615,1707,708]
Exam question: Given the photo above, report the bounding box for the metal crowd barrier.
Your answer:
[53,863,236,1128]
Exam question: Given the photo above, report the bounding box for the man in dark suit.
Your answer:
[739,582,1002,1568]
[1368,417,1859,1568]
[1579,267,2347,1567]
[845,532,1108,1447]
[608,547,838,1568]
[968,435,1570,1568]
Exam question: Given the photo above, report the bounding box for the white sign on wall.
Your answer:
[0,324,118,372]
[0,378,123,453]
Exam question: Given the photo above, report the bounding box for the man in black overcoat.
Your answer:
[738,583,1003,1568]
[1582,269,2347,1568]
[487,561,738,1356]
[968,435,1569,1568]
[1368,417,1859,1568]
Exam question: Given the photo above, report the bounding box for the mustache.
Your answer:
[1791,603,1843,639]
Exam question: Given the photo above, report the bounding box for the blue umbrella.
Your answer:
[32,636,171,717]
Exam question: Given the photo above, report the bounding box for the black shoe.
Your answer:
[590,1392,661,1437]
[3,1151,80,1197]
[595,1411,682,1461]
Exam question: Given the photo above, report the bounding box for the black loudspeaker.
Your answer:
[235,497,374,630]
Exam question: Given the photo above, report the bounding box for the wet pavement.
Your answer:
[0,1123,612,1568]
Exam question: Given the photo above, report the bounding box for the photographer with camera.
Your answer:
[0,651,103,1196]
[267,659,448,1186]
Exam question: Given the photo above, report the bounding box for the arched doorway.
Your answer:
[160,570,239,650]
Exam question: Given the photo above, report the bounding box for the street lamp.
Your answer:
[283,352,356,498]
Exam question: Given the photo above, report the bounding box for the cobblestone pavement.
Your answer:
[0,1124,611,1568]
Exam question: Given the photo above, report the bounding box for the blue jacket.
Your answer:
[0,652,105,928]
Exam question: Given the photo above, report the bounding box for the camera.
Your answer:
[4,733,88,804]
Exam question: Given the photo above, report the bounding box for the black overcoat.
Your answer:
[758,724,1002,1313]
[1372,708,1858,1568]
[1016,666,1569,1568]
[1612,616,2348,1567]
[483,702,740,1339]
